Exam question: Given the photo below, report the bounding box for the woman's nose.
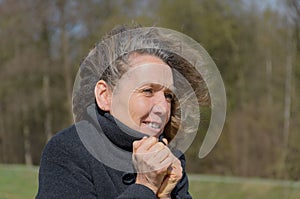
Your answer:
[152,91,169,115]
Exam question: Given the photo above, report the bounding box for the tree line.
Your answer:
[0,0,299,180]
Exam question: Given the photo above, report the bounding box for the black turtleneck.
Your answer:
[36,103,192,199]
[96,107,148,152]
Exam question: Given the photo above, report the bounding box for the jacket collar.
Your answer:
[95,106,147,152]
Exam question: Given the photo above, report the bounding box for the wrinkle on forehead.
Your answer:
[118,63,174,91]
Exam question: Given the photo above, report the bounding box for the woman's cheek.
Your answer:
[129,98,151,119]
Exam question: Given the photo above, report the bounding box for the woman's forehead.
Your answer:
[122,63,173,88]
[128,53,165,66]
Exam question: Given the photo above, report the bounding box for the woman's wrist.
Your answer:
[135,179,158,194]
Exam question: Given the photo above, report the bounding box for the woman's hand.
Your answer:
[157,157,183,199]
[132,137,175,194]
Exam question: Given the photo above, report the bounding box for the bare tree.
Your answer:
[43,76,52,141]
[283,53,293,151]
[0,104,6,163]
[55,0,73,124]
[278,0,299,179]
[23,125,32,166]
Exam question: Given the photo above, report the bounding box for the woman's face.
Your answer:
[110,54,174,137]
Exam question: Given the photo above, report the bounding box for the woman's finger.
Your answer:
[134,137,158,153]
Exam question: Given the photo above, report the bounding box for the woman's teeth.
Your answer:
[146,122,160,129]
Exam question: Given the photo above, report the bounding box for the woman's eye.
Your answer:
[142,88,154,96]
[164,92,174,101]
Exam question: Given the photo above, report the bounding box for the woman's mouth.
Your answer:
[142,121,162,132]
[143,121,161,129]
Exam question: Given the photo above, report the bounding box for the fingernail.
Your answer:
[160,139,167,145]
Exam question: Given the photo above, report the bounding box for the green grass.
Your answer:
[0,164,38,199]
[189,175,300,199]
[1,164,300,199]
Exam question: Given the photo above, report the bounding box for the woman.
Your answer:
[36,25,210,199]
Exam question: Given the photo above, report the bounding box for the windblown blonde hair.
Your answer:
[73,24,210,141]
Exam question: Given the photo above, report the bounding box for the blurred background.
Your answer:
[0,0,299,198]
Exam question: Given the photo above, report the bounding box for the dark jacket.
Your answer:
[36,107,192,199]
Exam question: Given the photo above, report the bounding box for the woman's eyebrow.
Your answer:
[166,85,176,92]
[149,83,175,90]
[135,83,175,93]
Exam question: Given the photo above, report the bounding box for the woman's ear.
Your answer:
[94,80,112,112]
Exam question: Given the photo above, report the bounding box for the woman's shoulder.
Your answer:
[46,124,78,148]
[41,123,89,161]
[46,120,94,148]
